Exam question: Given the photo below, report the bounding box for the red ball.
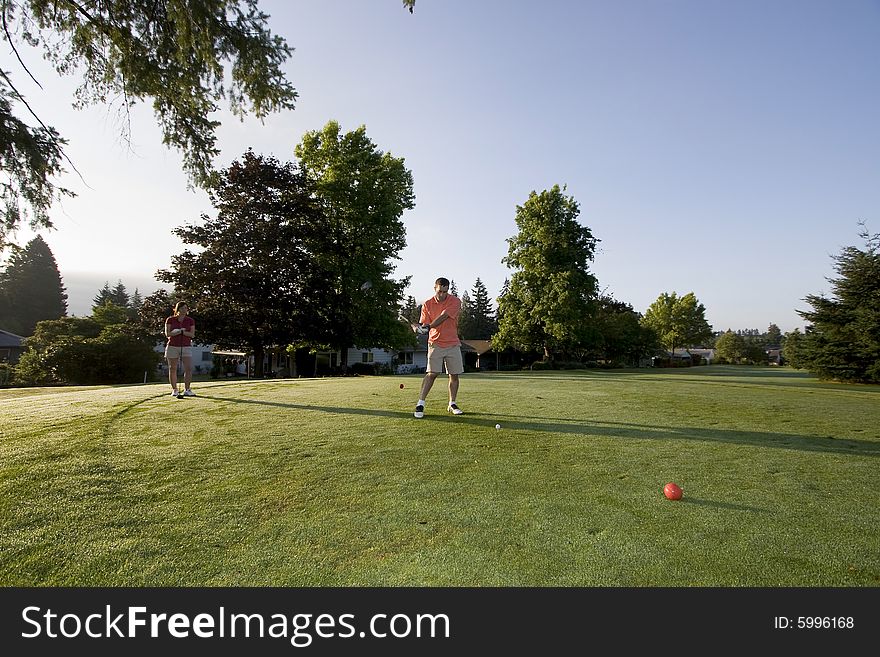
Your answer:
[663,482,683,500]
[399,383,404,389]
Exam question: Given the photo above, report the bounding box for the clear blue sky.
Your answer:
[4,0,879,333]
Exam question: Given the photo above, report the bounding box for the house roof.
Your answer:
[461,339,493,355]
[0,330,24,348]
[671,348,715,356]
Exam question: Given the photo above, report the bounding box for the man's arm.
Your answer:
[428,311,451,328]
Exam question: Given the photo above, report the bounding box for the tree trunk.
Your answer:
[253,345,265,377]
[340,345,348,373]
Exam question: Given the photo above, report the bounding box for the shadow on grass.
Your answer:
[678,497,772,513]
[476,368,880,393]
[197,395,880,458]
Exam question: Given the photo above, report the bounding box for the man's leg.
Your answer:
[414,372,438,418]
[448,373,459,404]
[445,347,464,414]
[419,372,439,401]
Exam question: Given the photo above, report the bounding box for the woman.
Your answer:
[165,301,196,397]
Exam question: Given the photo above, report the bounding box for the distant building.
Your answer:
[0,329,25,364]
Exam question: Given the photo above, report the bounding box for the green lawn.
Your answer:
[1,366,878,586]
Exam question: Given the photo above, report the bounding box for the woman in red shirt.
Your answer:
[164,301,196,397]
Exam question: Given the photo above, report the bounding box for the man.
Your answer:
[414,277,464,418]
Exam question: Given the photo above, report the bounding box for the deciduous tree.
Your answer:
[641,291,712,355]
[294,121,415,367]
[157,150,328,376]
[494,185,599,360]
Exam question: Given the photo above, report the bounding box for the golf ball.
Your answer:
[495,424,501,430]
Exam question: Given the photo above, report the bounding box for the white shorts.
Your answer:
[165,345,192,359]
[427,344,464,375]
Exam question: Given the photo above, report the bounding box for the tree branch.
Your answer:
[2,8,42,89]
[0,68,88,186]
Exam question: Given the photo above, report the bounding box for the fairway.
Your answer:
[1,367,878,586]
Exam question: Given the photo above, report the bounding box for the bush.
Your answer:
[349,362,378,376]
[530,360,554,370]
[16,324,160,385]
[0,362,14,386]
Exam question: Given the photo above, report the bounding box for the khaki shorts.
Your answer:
[427,344,464,375]
[165,345,192,359]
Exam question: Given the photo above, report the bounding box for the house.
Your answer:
[461,339,495,370]
[0,329,25,364]
[393,330,429,374]
[653,348,715,367]
[682,348,715,365]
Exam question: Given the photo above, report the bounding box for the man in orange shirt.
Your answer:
[414,277,464,418]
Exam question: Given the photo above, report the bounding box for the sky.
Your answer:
[3,0,879,333]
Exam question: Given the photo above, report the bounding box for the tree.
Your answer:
[494,185,599,360]
[128,288,144,320]
[459,278,496,340]
[157,150,328,376]
[92,280,131,311]
[782,328,806,369]
[0,234,67,335]
[591,295,658,366]
[137,289,176,343]
[641,292,712,355]
[92,301,130,328]
[796,226,880,382]
[765,323,782,347]
[495,278,509,325]
[399,295,421,325]
[294,121,416,368]
[0,79,74,247]
[714,330,747,364]
[458,289,473,339]
[1,0,298,247]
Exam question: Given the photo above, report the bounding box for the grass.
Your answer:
[1,366,878,586]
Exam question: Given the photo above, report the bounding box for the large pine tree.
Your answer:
[0,235,67,335]
[797,227,880,382]
[460,278,496,340]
